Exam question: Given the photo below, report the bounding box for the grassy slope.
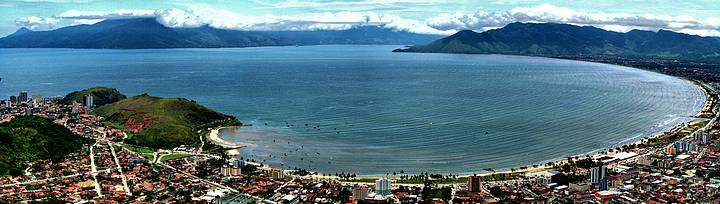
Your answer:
[94,94,238,149]
[0,116,92,176]
[60,86,127,106]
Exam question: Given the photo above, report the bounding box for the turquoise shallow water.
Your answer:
[0,45,706,176]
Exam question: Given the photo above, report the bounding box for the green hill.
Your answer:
[94,94,240,149]
[394,22,720,59]
[0,116,92,176]
[60,86,127,106]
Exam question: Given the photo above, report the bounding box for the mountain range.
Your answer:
[3,19,720,60]
[0,18,442,49]
[394,22,720,59]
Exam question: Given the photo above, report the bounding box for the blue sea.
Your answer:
[0,45,706,176]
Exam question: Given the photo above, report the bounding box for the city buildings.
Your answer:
[375,178,391,196]
[673,140,701,153]
[82,94,94,108]
[2,87,720,203]
[233,157,244,168]
[352,186,369,201]
[18,91,27,103]
[590,164,608,191]
[590,164,606,184]
[221,165,242,177]
[467,174,482,192]
[270,169,286,180]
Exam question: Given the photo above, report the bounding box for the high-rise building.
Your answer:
[590,165,606,184]
[233,154,245,168]
[82,94,94,108]
[672,141,700,153]
[221,165,242,177]
[352,186,369,201]
[693,132,712,144]
[18,91,28,103]
[598,178,608,191]
[467,174,482,192]
[375,178,391,196]
[9,96,16,105]
[270,169,286,180]
[233,158,245,168]
[31,95,43,104]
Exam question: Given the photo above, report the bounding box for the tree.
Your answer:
[489,186,510,198]
[337,188,352,202]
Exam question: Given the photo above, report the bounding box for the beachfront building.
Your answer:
[270,169,286,180]
[233,156,245,168]
[673,141,701,153]
[590,164,607,191]
[352,186,369,201]
[221,165,242,177]
[467,174,482,192]
[693,131,713,144]
[375,178,391,196]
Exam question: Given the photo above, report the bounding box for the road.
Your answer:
[0,174,83,188]
[89,141,103,197]
[156,162,238,193]
[89,126,132,196]
[108,142,132,196]
[274,177,296,193]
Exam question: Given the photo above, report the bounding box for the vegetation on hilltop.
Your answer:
[0,18,441,49]
[0,116,92,176]
[395,22,720,60]
[60,86,126,106]
[94,94,241,149]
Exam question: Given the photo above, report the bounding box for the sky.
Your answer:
[1,0,719,37]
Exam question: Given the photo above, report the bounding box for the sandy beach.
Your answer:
[207,127,247,149]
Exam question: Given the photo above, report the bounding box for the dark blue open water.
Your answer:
[0,45,705,175]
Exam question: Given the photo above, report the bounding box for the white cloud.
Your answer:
[424,4,720,36]
[151,7,455,35]
[71,19,104,25]
[55,9,155,19]
[13,4,720,36]
[154,8,207,28]
[14,16,59,30]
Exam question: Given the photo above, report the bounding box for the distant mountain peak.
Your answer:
[395,22,720,59]
[455,30,478,35]
[7,27,31,37]
[0,18,443,49]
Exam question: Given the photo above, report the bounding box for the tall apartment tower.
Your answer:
[468,174,483,192]
[82,94,94,108]
[19,91,28,103]
[375,178,391,196]
[590,165,606,183]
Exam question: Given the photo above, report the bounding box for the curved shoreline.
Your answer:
[207,126,247,149]
[209,75,713,180]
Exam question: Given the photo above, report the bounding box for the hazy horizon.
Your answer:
[1,0,719,37]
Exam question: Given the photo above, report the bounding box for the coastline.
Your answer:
[445,78,714,179]
[207,126,247,149]
[207,75,715,183]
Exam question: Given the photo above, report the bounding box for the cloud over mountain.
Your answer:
[425,4,720,36]
[55,9,156,19]
[14,16,59,30]
[13,4,720,36]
